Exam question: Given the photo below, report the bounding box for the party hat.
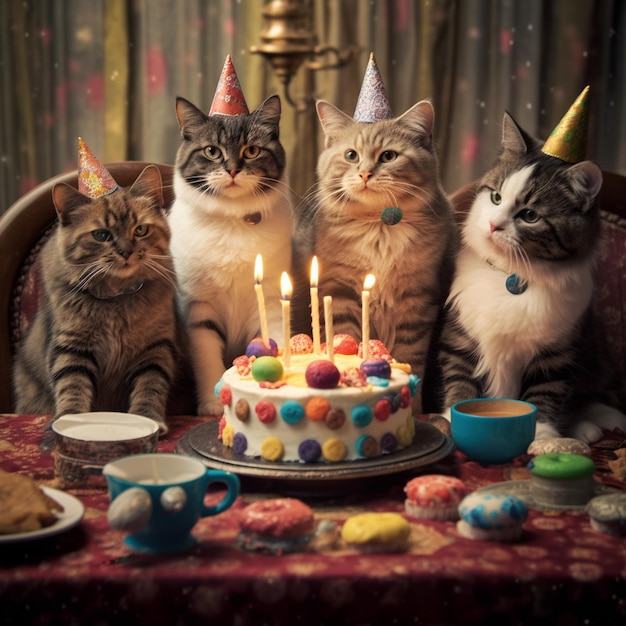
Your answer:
[209,54,250,116]
[353,52,393,122]
[541,86,590,163]
[77,137,118,198]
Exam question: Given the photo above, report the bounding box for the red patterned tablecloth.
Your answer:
[1,413,626,626]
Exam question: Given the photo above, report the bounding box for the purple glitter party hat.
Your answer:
[353,52,393,122]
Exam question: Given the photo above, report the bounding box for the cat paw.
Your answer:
[155,420,169,437]
[440,408,452,422]
[40,421,56,452]
[533,422,561,440]
[571,421,604,444]
[197,398,225,417]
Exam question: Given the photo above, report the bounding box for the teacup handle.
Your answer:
[200,470,240,516]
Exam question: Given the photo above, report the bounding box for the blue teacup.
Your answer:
[451,398,537,465]
[103,453,240,553]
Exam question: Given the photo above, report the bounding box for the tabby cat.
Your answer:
[13,165,181,446]
[169,94,293,417]
[430,112,626,442]
[293,99,457,413]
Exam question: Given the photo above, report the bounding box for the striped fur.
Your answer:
[169,95,293,416]
[293,100,458,413]
[12,166,181,437]
[431,113,626,442]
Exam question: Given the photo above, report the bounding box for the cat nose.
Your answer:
[229,169,240,179]
[360,172,373,183]
[116,245,133,259]
[489,222,503,232]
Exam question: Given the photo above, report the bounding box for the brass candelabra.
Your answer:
[250,0,355,111]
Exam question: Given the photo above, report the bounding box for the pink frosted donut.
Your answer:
[404,475,468,521]
[239,498,315,539]
[238,497,316,555]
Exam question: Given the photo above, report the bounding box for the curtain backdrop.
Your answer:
[1,0,624,212]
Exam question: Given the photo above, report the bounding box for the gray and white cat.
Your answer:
[169,94,293,417]
[430,112,626,442]
[13,165,181,444]
[293,99,458,413]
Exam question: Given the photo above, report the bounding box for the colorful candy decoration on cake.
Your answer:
[217,333,420,464]
[541,85,589,163]
[77,137,119,198]
[209,54,250,116]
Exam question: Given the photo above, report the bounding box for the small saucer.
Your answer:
[475,479,622,511]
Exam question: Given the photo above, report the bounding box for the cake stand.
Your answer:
[175,418,455,498]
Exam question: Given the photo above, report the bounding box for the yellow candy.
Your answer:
[222,424,235,447]
[322,438,347,462]
[261,436,284,462]
[397,423,413,447]
[341,512,410,545]
[406,414,416,438]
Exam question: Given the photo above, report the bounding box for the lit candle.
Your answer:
[310,256,321,354]
[281,271,293,368]
[362,274,376,360]
[254,254,270,347]
[324,295,334,363]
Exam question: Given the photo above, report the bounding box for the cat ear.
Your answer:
[175,97,207,138]
[52,183,91,223]
[316,101,354,144]
[396,100,434,149]
[501,112,539,154]
[501,112,529,153]
[130,165,165,209]
[252,95,282,127]
[566,161,603,211]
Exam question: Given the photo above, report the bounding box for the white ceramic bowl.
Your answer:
[52,412,159,485]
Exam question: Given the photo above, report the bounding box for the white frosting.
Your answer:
[217,353,418,462]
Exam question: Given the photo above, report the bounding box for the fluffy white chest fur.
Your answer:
[168,171,293,339]
[449,247,593,398]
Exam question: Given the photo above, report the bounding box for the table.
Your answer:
[1,413,626,626]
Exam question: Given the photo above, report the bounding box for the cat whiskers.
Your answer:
[142,255,177,288]
[506,243,532,280]
[71,261,114,293]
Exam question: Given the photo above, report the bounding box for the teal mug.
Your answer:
[451,398,537,465]
[103,453,240,553]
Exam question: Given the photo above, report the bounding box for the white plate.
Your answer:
[0,487,85,544]
[52,412,158,442]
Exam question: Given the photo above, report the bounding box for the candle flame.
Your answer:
[281,271,293,299]
[310,256,319,288]
[363,273,376,290]
[254,254,263,283]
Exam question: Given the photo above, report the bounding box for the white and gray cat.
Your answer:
[428,112,626,443]
[293,99,458,413]
[169,94,293,417]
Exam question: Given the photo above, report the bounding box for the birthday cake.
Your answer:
[215,334,420,463]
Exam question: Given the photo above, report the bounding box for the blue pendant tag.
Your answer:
[506,273,527,295]
[381,206,403,225]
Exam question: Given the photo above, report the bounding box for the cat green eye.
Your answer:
[204,146,222,161]
[490,190,502,205]
[134,224,149,237]
[379,150,397,163]
[243,145,261,159]
[344,149,359,163]
[517,208,540,223]
[93,229,112,242]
